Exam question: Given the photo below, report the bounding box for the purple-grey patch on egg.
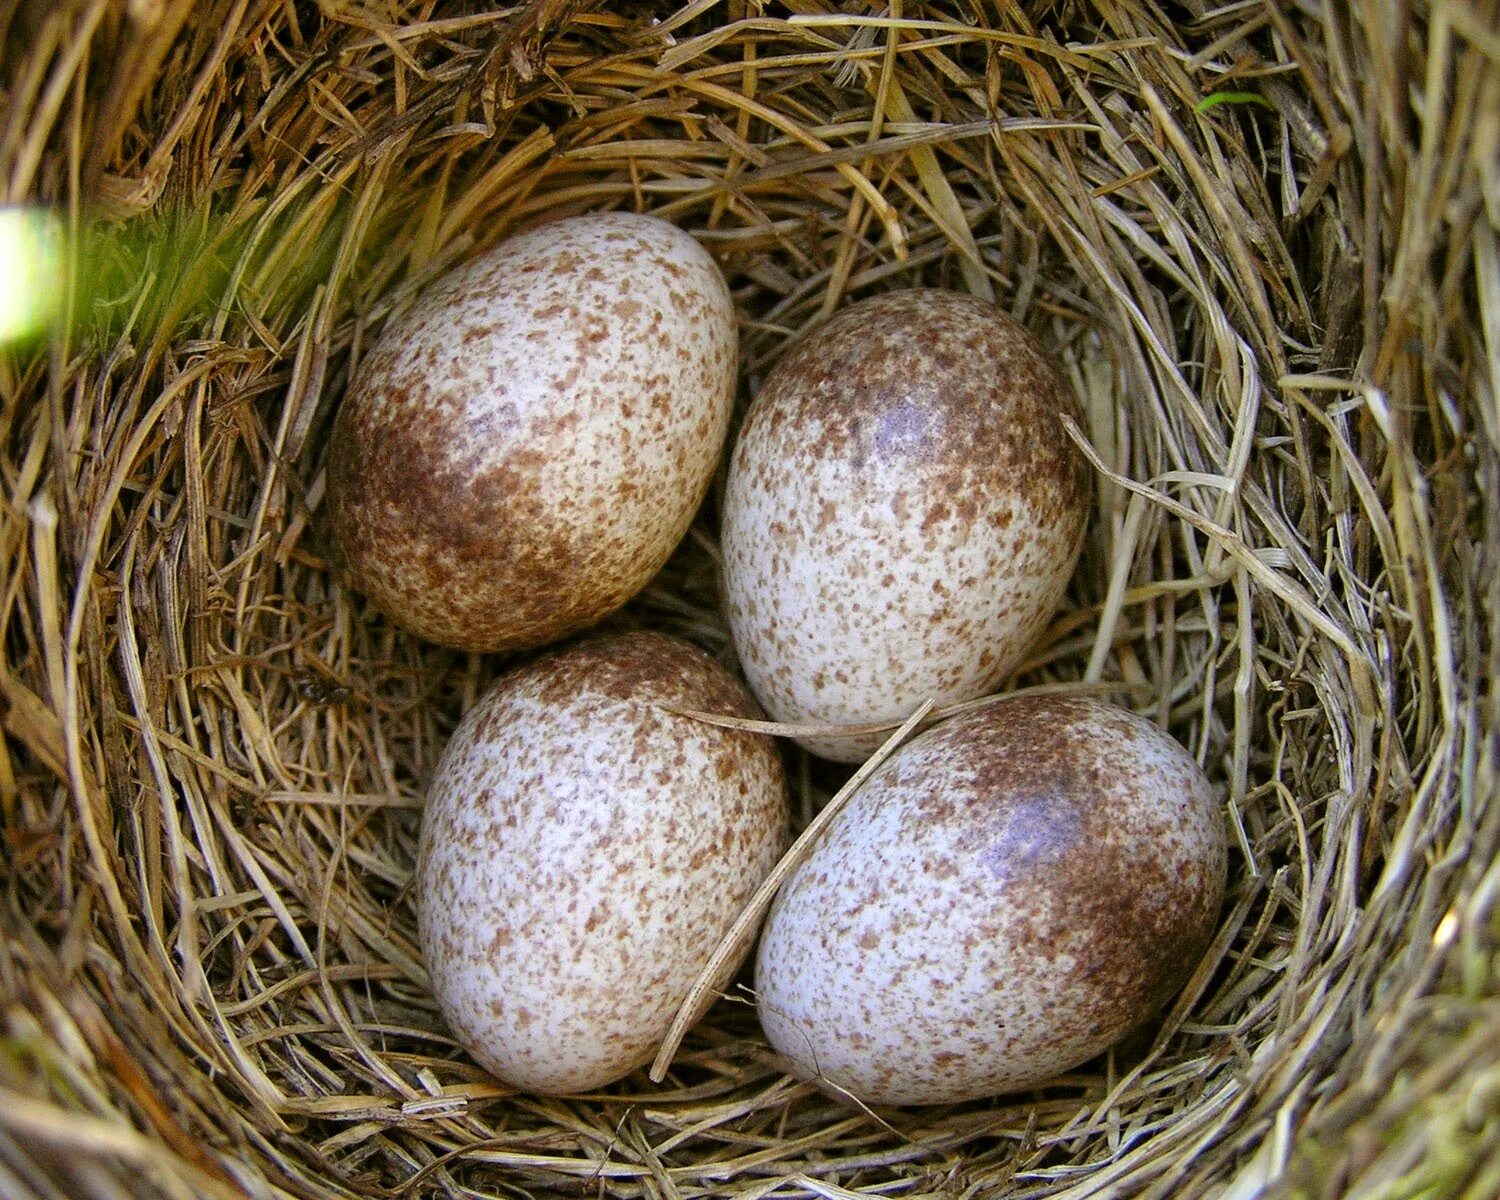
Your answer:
[873,397,939,460]
[978,788,1083,884]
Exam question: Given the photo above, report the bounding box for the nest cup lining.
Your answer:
[1,3,1496,1199]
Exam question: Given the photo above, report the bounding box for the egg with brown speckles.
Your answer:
[329,212,736,651]
[755,695,1226,1106]
[721,289,1090,762]
[416,631,788,1095]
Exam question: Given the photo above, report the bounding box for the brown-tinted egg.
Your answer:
[329,212,736,651]
[416,631,788,1095]
[756,695,1227,1106]
[721,289,1090,761]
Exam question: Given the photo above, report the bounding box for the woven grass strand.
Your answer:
[0,2,1496,1198]
[649,698,936,1083]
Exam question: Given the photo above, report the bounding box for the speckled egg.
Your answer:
[416,631,788,1095]
[756,695,1226,1106]
[721,288,1090,761]
[329,212,736,651]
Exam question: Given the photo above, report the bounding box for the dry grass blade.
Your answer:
[649,699,935,1082]
[0,1,1494,1198]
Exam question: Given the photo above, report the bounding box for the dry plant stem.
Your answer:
[664,680,1128,739]
[649,699,936,1083]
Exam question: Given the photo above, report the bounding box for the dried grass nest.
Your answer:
[2,2,1497,1198]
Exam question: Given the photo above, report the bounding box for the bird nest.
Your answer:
[1,2,1496,1198]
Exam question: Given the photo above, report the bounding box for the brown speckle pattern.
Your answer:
[329,213,736,651]
[720,289,1090,761]
[416,631,788,1095]
[755,695,1227,1106]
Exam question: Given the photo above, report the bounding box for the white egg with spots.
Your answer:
[756,695,1226,1106]
[330,212,736,652]
[721,289,1090,762]
[417,632,788,1095]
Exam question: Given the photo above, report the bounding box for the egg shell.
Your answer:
[329,212,736,651]
[416,631,788,1095]
[721,288,1090,762]
[755,695,1226,1106]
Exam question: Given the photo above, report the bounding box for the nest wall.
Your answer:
[1,2,1496,1199]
